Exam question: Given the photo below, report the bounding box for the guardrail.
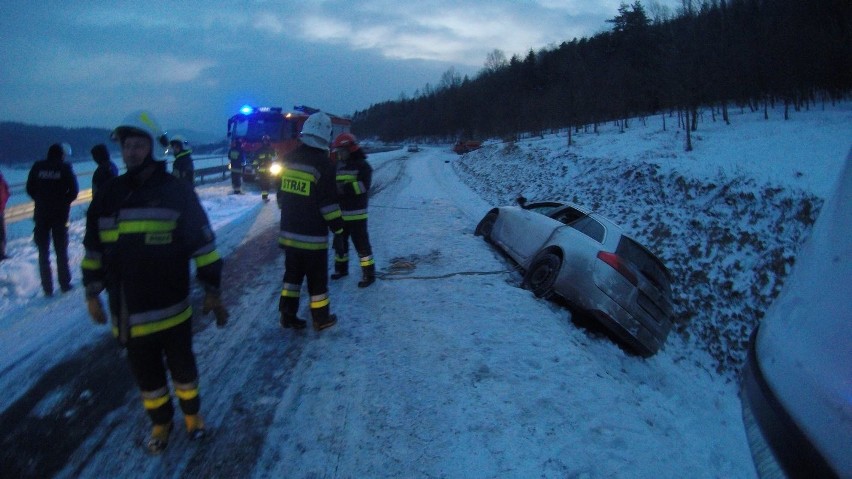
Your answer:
[194,165,229,184]
[5,164,231,224]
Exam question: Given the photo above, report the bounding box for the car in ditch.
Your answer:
[474,197,674,356]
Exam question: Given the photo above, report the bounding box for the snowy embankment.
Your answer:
[452,102,852,375]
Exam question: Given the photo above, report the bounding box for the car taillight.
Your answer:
[597,251,638,286]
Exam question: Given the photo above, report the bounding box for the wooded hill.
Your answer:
[351,0,852,146]
[0,123,226,166]
[0,123,113,166]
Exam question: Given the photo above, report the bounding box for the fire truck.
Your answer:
[227,105,351,182]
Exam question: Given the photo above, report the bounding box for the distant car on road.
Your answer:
[475,197,674,356]
[453,140,481,154]
[739,155,851,479]
[407,144,421,152]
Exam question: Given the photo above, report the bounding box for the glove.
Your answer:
[86,296,107,324]
[203,292,230,327]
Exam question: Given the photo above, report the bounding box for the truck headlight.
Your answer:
[269,162,283,175]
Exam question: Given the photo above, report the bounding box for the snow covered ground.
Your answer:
[0,102,849,478]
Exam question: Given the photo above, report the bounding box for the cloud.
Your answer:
[43,52,216,87]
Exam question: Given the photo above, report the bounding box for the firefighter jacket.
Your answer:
[82,159,223,343]
[172,149,194,185]
[335,149,372,222]
[254,144,275,175]
[26,157,79,224]
[228,147,245,168]
[276,144,344,250]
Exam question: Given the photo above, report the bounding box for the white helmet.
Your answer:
[111,110,169,160]
[300,112,332,150]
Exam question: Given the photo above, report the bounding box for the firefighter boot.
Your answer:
[184,414,206,441]
[280,312,307,330]
[331,261,348,280]
[146,421,173,454]
[312,305,337,331]
[358,264,376,288]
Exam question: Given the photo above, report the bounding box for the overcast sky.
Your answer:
[0,0,680,138]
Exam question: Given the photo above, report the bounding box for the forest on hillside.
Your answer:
[351,0,852,145]
[0,123,113,166]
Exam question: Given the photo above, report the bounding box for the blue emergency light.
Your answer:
[239,105,254,115]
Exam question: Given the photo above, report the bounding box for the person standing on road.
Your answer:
[276,112,344,331]
[26,143,79,295]
[330,133,375,287]
[255,135,275,202]
[82,111,229,454]
[90,143,118,196]
[170,135,194,186]
[228,142,245,194]
[0,168,9,261]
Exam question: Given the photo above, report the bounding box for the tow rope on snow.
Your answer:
[376,259,521,281]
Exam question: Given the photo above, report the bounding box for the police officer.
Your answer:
[330,133,376,287]
[276,112,344,331]
[82,111,229,454]
[26,142,79,295]
[170,135,194,186]
[255,135,275,201]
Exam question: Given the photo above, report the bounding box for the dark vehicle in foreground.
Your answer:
[475,198,674,356]
[740,154,851,479]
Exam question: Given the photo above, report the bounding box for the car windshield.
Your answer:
[616,237,672,295]
[231,113,288,142]
[525,202,565,217]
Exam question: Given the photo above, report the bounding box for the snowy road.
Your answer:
[0,147,756,478]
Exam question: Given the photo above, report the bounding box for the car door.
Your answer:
[498,208,562,264]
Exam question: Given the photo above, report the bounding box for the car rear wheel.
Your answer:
[475,211,498,240]
[523,252,561,299]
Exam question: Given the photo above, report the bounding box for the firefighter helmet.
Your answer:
[169,134,188,147]
[331,132,359,153]
[111,110,169,160]
[300,112,332,150]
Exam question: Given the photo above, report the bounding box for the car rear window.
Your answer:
[568,216,605,243]
[616,237,671,295]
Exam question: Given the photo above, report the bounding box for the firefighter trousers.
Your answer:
[125,319,201,426]
[333,219,374,275]
[279,247,332,323]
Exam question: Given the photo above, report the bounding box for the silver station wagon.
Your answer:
[475,198,674,356]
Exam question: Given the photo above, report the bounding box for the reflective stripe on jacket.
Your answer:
[82,160,222,341]
[277,144,343,250]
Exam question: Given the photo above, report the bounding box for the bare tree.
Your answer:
[438,67,462,90]
[483,49,508,74]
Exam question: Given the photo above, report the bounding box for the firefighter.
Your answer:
[330,132,376,287]
[276,112,344,331]
[26,142,79,295]
[254,135,275,201]
[170,135,194,186]
[82,110,229,454]
[228,142,245,194]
